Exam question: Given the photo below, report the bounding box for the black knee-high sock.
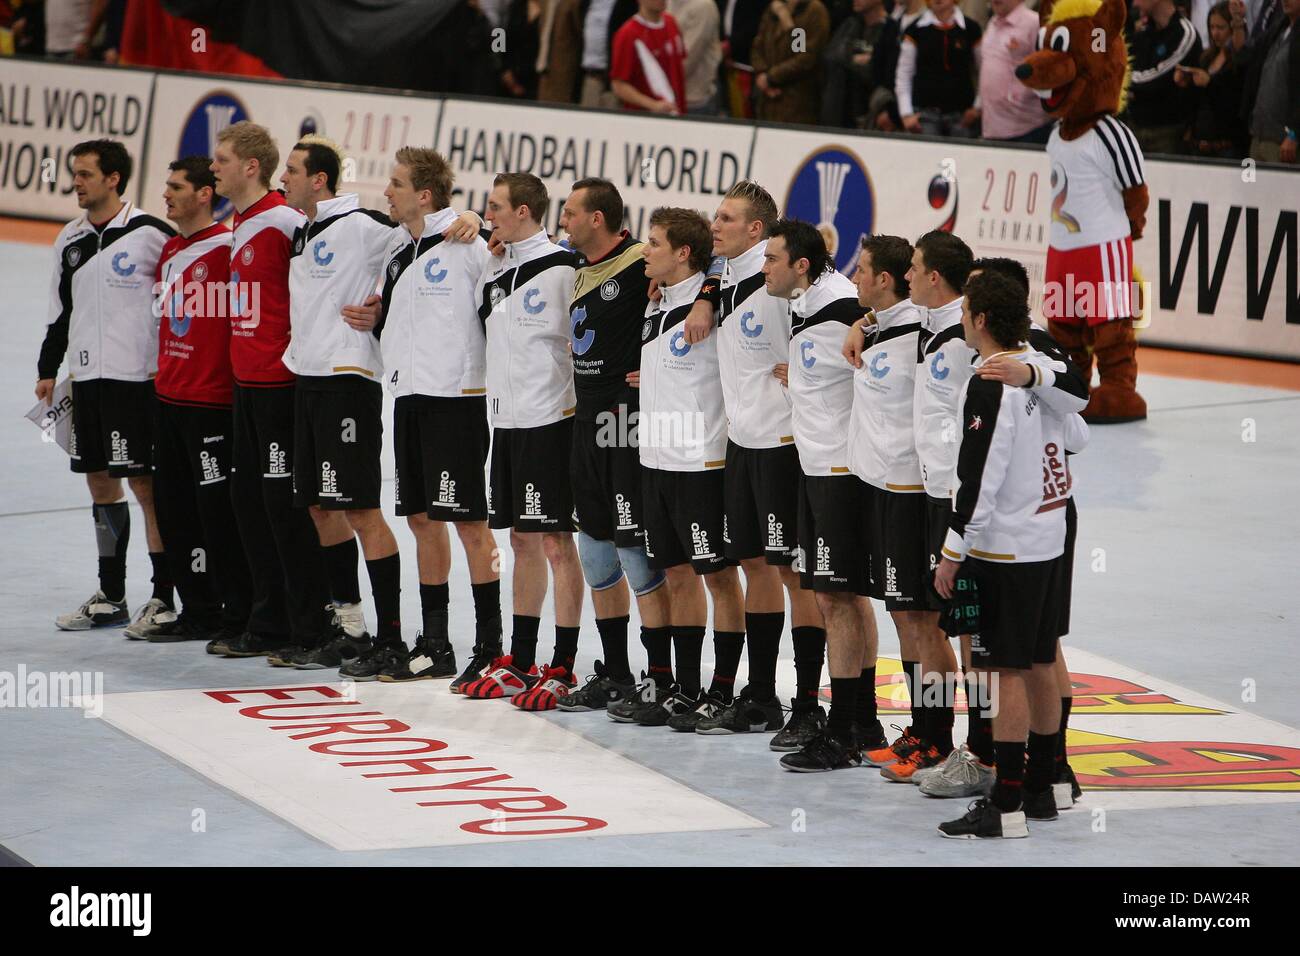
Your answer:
[597,616,632,681]
[550,625,581,673]
[641,625,673,685]
[965,672,994,765]
[791,625,826,708]
[926,674,956,755]
[709,630,745,699]
[855,666,878,729]
[1025,731,1057,793]
[901,659,921,732]
[744,611,783,699]
[1057,696,1073,770]
[148,551,174,608]
[324,538,362,606]
[365,553,401,641]
[419,582,449,643]
[471,580,501,646]
[672,625,706,695]
[828,676,857,741]
[992,740,1026,812]
[509,614,541,669]
[93,502,130,603]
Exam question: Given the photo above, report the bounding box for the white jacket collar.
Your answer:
[505,228,550,263]
[406,207,457,242]
[925,295,964,332]
[792,270,857,319]
[311,192,359,224]
[659,271,706,312]
[726,239,767,281]
[78,201,132,233]
[873,297,921,331]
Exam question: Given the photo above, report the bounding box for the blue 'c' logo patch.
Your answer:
[931,350,949,380]
[869,351,890,379]
[313,241,334,267]
[571,305,594,355]
[800,340,815,368]
[669,330,690,356]
[522,288,546,314]
[739,310,762,338]
[424,258,447,284]
[111,252,135,276]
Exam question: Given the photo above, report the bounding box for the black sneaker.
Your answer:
[1022,787,1059,821]
[695,688,784,735]
[555,660,636,712]
[1056,761,1082,805]
[339,640,408,681]
[607,672,662,723]
[146,616,216,644]
[667,688,729,732]
[769,701,827,752]
[205,629,249,655]
[221,632,286,658]
[637,685,694,727]
[266,640,316,666]
[779,728,863,772]
[854,719,888,753]
[380,633,457,682]
[938,798,1029,839]
[449,641,500,694]
[293,633,373,670]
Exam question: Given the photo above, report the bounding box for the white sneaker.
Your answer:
[124,597,179,640]
[332,602,370,639]
[919,744,996,798]
[55,591,129,631]
[912,745,963,786]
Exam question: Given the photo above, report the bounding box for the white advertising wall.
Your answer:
[749,127,1299,361]
[141,73,442,220]
[434,99,754,237]
[1,60,1296,360]
[0,60,154,218]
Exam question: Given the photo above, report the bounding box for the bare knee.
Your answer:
[86,471,122,503]
[510,529,541,556]
[703,566,740,596]
[542,532,576,564]
[345,508,387,535]
[126,475,153,505]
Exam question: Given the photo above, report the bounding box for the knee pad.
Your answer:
[616,543,666,597]
[577,531,624,591]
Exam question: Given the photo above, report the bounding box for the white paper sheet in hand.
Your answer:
[25,379,74,453]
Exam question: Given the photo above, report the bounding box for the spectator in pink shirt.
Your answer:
[978,0,1054,142]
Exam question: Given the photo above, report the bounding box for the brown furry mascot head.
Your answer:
[1015,0,1130,140]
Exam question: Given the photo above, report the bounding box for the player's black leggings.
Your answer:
[230,384,331,646]
[153,399,252,632]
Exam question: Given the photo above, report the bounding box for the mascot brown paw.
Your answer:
[1046,319,1093,385]
[1083,318,1146,424]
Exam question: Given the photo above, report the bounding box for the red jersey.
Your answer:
[229,190,306,386]
[155,221,235,407]
[610,14,687,115]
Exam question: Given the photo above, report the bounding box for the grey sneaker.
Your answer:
[56,591,129,631]
[912,743,965,786]
[918,744,996,798]
[124,598,179,639]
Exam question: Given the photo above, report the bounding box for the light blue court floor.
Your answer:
[2,236,1298,866]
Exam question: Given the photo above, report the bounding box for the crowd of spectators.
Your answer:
[3,0,1295,162]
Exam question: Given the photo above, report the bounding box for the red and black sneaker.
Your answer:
[511,665,578,711]
[461,655,539,700]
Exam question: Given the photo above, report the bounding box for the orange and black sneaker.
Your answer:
[881,744,944,782]
[863,725,923,767]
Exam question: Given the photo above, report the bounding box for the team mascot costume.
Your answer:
[1016,0,1148,423]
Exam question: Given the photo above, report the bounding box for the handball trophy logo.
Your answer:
[179,91,250,221]
[784,146,874,274]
